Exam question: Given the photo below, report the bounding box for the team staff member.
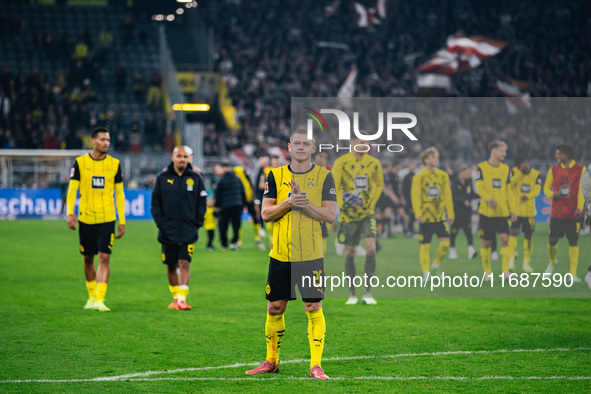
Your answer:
[543,145,586,281]
[151,146,207,310]
[475,141,516,280]
[508,157,542,273]
[332,134,384,305]
[214,162,246,250]
[66,127,125,312]
[411,147,454,278]
[245,129,337,380]
[449,164,478,260]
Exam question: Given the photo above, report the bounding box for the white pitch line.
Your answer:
[2,347,590,384]
[4,376,591,383]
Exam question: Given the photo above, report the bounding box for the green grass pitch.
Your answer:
[0,220,590,392]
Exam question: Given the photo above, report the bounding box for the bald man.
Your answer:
[151,146,208,310]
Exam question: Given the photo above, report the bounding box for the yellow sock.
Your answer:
[265,313,285,365]
[501,246,511,272]
[569,246,579,275]
[307,309,326,369]
[433,240,450,266]
[481,248,491,274]
[419,243,431,272]
[95,282,107,302]
[86,280,96,299]
[548,243,557,265]
[523,239,532,262]
[254,223,261,241]
[177,285,189,302]
[169,285,179,300]
[509,235,518,260]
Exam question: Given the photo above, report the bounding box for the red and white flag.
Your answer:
[354,2,383,27]
[417,48,458,75]
[446,33,507,60]
[337,65,358,107]
[496,80,530,114]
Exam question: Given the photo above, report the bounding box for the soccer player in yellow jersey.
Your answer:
[475,141,516,280]
[66,127,126,312]
[508,157,542,273]
[332,135,384,305]
[411,147,454,279]
[245,129,337,380]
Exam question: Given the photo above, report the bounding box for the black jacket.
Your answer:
[451,176,478,217]
[151,162,207,245]
[215,171,246,209]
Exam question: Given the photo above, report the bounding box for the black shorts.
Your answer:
[418,221,450,244]
[479,215,510,241]
[376,194,395,213]
[161,243,195,267]
[452,212,472,230]
[79,221,115,255]
[549,218,580,243]
[511,217,535,237]
[266,257,324,302]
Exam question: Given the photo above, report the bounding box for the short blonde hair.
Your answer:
[290,128,314,142]
[488,140,507,154]
[420,147,439,165]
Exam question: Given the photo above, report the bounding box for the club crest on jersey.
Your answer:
[492,179,502,188]
[306,180,315,189]
[427,185,440,198]
[186,178,194,191]
[92,176,105,189]
[354,175,368,190]
[560,185,570,197]
[521,184,530,193]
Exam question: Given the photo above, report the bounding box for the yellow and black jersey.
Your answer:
[332,152,384,222]
[475,161,513,217]
[67,153,125,225]
[411,168,454,222]
[234,166,254,201]
[204,207,216,231]
[510,167,542,218]
[264,164,336,262]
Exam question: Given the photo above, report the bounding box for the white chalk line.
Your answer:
[2,347,590,384]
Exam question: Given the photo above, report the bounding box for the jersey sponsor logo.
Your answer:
[427,185,440,198]
[330,188,336,195]
[70,167,75,178]
[521,184,530,193]
[200,190,208,196]
[560,185,570,197]
[92,176,105,189]
[492,179,502,188]
[354,175,369,190]
[264,182,269,194]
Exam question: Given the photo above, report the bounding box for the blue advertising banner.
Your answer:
[0,188,154,220]
[0,188,554,222]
